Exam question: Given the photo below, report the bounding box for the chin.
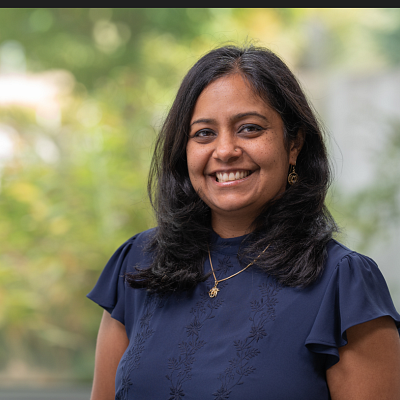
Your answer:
[212,202,256,214]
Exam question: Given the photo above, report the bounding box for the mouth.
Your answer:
[215,170,252,183]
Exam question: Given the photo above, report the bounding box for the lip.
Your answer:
[210,168,252,175]
[208,169,257,186]
[208,168,255,178]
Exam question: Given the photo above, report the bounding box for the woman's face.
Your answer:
[186,74,302,230]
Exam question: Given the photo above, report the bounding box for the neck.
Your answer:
[211,212,255,238]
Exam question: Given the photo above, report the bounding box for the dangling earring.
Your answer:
[288,165,298,185]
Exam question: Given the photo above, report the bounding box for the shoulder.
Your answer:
[325,239,359,263]
[305,239,400,366]
[324,239,378,275]
[316,238,392,297]
[320,239,396,318]
[116,227,157,253]
[107,227,157,273]
[124,227,157,248]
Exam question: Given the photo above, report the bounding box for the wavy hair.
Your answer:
[126,44,337,292]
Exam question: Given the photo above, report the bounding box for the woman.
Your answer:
[88,45,400,399]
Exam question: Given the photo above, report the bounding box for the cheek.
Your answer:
[187,146,208,172]
[256,146,290,177]
[186,147,195,172]
[187,159,201,177]
[253,141,285,165]
[186,154,202,188]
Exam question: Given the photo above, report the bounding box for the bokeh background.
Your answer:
[1,8,400,397]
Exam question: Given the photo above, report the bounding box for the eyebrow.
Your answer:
[190,112,269,127]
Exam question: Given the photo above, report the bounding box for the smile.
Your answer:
[215,170,252,183]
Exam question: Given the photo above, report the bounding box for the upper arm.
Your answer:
[90,310,129,400]
[326,316,400,400]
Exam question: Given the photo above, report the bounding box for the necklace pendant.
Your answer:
[209,285,220,298]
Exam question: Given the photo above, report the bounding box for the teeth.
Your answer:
[216,171,250,183]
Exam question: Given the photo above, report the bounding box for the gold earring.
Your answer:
[288,165,298,185]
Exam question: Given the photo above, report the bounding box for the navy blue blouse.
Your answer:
[88,229,400,400]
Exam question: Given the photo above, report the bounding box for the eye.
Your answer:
[193,129,216,138]
[238,124,264,134]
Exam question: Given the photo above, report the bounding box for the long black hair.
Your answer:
[126,44,337,293]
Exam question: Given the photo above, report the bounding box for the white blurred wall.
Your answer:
[299,69,400,308]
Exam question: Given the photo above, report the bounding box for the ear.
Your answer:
[289,129,305,165]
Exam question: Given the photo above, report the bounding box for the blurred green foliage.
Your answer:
[0,8,399,383]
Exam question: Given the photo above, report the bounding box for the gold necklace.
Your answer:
[207,244,270,298]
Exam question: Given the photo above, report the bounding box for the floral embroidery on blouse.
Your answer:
[165,254,232,400]
[116,294,163,400]
[218,255,233,274]
[212,280,282,399]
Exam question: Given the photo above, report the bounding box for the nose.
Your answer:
[213,133,242,162]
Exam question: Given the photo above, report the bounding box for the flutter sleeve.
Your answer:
[305,252,400,369]
[87,236,137,325]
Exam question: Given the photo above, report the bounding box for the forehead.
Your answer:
[191,74,274,122]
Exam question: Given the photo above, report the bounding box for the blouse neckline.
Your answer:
[210,231,248,255]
